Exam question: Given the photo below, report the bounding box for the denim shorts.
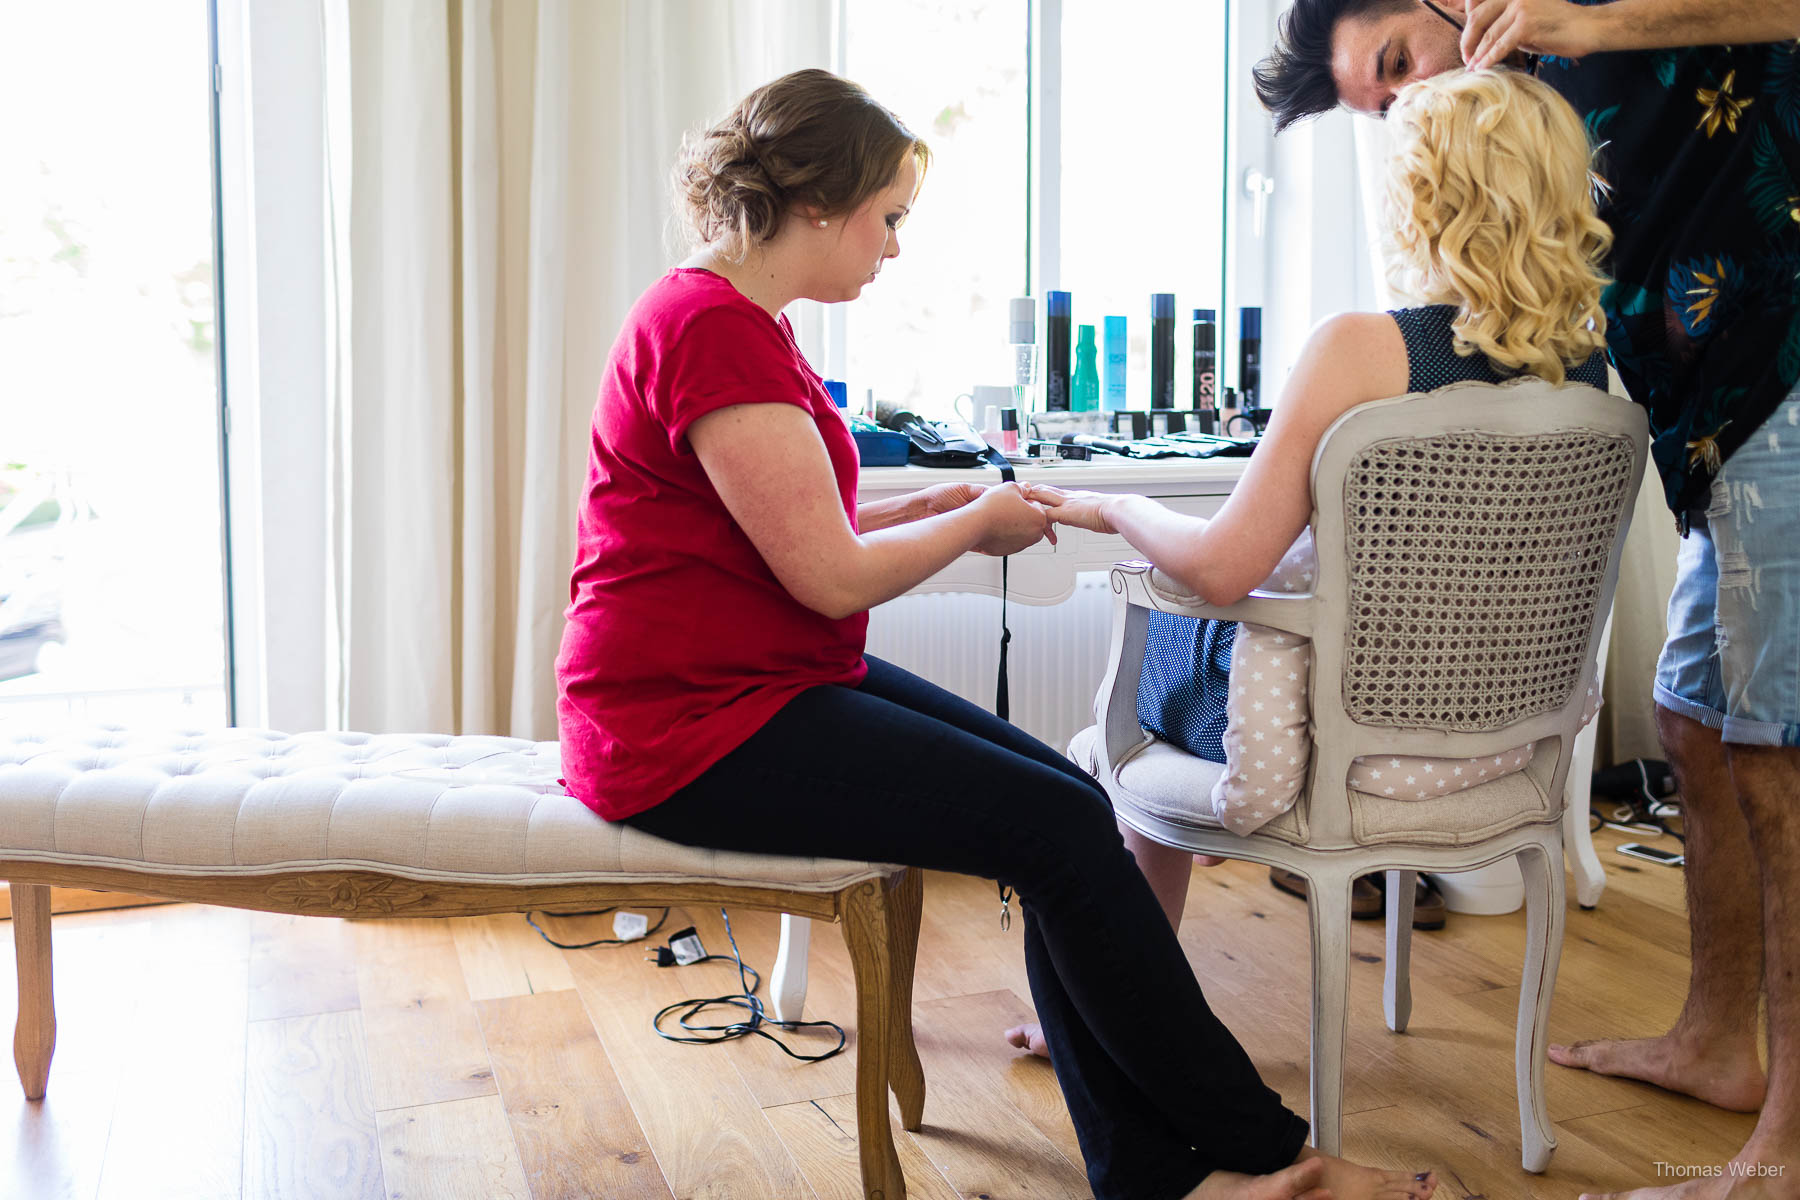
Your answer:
[1654,394,1800,746]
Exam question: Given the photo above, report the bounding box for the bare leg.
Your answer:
[1007,821,1203,1056]
[1576,743,1800,1200]
[1551,706,1768,1112]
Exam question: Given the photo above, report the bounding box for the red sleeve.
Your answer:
[653,306,817,457]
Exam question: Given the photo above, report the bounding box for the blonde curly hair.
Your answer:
[1384,69,1611,384]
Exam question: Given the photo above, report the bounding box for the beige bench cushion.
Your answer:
[0,728,894,891]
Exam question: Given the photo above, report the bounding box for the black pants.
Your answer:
[625,656,1308,1200]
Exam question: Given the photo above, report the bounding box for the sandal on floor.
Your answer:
[1268,867,1383,919]
[1268,867,1447,929]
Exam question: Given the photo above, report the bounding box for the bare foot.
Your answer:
[1295,1147,1437,1200]
[1003,1022,1050,1058]
[1186,1156,1329,1200]
[1548,1033,1766,1112]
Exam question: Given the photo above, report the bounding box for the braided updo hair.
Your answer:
[672,69,930,261]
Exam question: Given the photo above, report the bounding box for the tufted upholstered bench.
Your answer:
[0,727,925,1199]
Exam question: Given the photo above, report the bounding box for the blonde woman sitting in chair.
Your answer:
[1008,67,1611,1057]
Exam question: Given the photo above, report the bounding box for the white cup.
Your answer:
[955,384,1015,439]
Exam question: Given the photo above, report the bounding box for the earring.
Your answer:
[815,219,828,228]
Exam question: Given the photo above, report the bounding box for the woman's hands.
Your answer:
[919,481,989,518]
[1022,484,1119,535]
[970,482,1057,556]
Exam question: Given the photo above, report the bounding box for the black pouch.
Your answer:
[901,421,991,467]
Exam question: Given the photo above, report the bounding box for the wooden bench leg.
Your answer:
[842,878,908,1200]
[11,883,55,1100]
[886,869,925,1131]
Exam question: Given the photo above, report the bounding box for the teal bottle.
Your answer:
[1072,324,1100,412]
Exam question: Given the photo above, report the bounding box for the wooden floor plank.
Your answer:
[450,913,575,1002]
[913,989,1085,1172]
[475,989,672,1200]
[93,905,252,1200]
[563,907,815,1199]
[243,1011,383,1200]
[250,912,361,1022]
[765,1093,965,1200]
[899,991,1092,1199]
[374,1095,529,1200]
[351,919,497,1112]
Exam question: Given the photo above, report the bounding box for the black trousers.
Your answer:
[625,655,1308,1200]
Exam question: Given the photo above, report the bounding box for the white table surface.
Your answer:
[858,458,1249,603]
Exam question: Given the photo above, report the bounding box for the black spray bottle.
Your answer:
[1238,306,1262,412]
[1191,308,1217,420]
[1150,293,1176,409]
[1045,291,1073,412]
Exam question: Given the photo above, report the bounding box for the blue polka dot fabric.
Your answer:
[1134,305,1610,763]
[1136,612,1236,762]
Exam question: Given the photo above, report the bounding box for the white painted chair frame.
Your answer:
[1088,381,1648,1172]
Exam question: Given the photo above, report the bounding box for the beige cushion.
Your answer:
[1070,724,1552,848]
[0,728,895,891]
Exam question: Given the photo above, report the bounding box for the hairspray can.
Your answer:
[1103,315,1128,410]
[1191,309,1216,414]
[1150,293,1175,409]
[1238,307,1262,411]
[1045,291,1073,412]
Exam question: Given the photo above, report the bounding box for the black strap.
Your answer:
[981,446,1016,722]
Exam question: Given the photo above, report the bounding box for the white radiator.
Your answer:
[864,572,1119,755]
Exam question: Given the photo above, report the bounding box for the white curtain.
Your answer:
[322,0,830,736]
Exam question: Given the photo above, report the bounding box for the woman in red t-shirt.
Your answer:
[556,68,1435,1200]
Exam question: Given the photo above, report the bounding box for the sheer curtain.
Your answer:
[321,0,829,737]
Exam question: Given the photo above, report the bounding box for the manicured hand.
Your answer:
[1459,0,1596,69]
[971,482,1056,556]
[920,482,987,518]
[1024,484,1118,535]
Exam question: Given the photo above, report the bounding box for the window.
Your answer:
[0,0,229,728]
[838,0,1031,416]
[833,0,1236,419]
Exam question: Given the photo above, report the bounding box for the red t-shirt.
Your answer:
[555,269,869,820]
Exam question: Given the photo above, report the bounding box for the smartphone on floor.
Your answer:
[1616,842,1685,867]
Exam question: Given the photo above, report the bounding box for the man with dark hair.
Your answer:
[1257,4,1800,1198]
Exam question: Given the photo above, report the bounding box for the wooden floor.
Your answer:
[1,824,1749,1200]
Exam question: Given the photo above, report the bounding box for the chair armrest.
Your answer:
[1114,561,1317,638]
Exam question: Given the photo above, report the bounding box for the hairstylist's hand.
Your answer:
[1458,0,1597,69]
[970,482,1055,556]
[1024,484,1118,535]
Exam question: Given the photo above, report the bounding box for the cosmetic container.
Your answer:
[1000,407,1021,454]
[1045,291,1073,411]
[1150,293,1175,409]
[1008,297,1038,412]
[1103,316,1128,410]
[1072,324,1100,412]
[1191,309,1216,414]
[1239,307,1262,411]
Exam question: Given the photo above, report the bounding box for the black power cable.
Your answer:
[526,906,671,950]
[650,908,846,1063]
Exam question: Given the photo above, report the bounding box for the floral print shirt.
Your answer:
[1539,24,1800,522]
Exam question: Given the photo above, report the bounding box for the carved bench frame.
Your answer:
[5,861,926,1200]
